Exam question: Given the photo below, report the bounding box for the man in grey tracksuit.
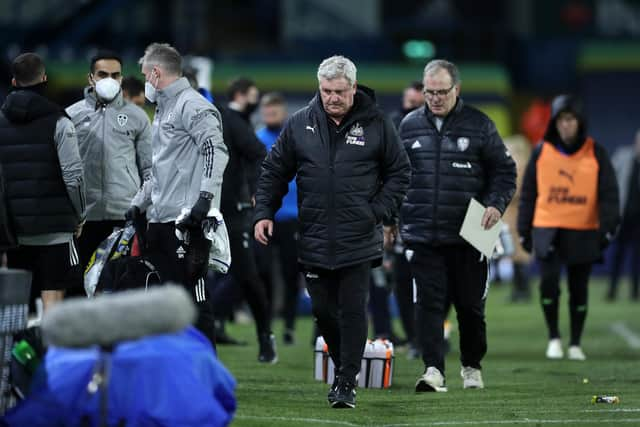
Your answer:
[66,51,152,272]
[131,43,228,344]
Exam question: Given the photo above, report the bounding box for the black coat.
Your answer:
[254,86,410,269]
[399,99,517,246]
[218,104,267,218]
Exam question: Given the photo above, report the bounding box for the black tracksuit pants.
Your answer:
[304,261,371,383]
[146,222,216,345]
[539,253,591,346]
[219,209,272,338]
[409,244,489,376]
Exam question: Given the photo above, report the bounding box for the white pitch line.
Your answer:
[582,409,640,413]
[383,419,640,426]
[235,417,640,427]
[235,415,360,426]
[610,322,640,349]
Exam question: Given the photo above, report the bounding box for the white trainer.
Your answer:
[546,338,563,359]
[461,367,484,389]
[415,367,448,392]
[568,345,586,361]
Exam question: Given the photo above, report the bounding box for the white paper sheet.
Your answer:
[459,198,502,258]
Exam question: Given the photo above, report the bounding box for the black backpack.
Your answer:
[97,256,161,294]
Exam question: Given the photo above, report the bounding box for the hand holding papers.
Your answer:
[459,198,503,258]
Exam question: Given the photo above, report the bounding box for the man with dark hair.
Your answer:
[66,50,152,276]
[214,82,275,361]
[0,53,85,311]
[255,92,301,345]
[121,76,146,107]
[389,81,425,129]
[227,77,259,123]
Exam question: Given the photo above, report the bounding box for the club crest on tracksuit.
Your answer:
[457,137,469,152]
[346,122,365,146]
[117,114,128,127]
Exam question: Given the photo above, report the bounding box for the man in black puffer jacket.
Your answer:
[254,55,410,409]
[399,59,516,393]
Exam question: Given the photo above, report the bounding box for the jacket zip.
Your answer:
[327,122,337,268]
[100,105,106,215]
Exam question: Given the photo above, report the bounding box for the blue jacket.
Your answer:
[256,126,298,221]
[2,327,236,427]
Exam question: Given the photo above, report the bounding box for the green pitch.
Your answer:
[218,279,640,426]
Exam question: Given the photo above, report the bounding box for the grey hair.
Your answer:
[139,43,182,76]
[317,55,357,86]
[423,59,461,86]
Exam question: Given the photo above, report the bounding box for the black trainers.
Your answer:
[258,333,278,364]
[327,378,339,405]
[283,329,295,345]
[331,376,356,409]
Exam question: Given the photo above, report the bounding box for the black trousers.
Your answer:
[393,250,416,344]
[539,253,591,346]
[146,222,216,345]
[304,261,371,383]
[255,218,301,331]
[215,209,272,337]
[409,244,488,375]
[608,220,640,300]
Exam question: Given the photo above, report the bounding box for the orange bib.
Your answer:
[533,138,599,230]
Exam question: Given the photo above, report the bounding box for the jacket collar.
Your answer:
[84,86,124,110]
[156,77,191,106]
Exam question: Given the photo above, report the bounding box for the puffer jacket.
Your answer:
[254,86,410,269]
[399,99,517,246]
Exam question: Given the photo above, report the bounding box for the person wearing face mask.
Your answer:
[0,53,85,312]
[254,92,301,346]
[66,51,152,279]
[131,43,228,346]
[518,95,619,361]
[227,77,260,125]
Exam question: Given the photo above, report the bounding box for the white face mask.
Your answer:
[94,77,121,102]
[145,71,158,103]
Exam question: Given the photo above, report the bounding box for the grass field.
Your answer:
[218,278,640,427]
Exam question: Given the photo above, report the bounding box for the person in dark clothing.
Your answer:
[216,97,276,363]
[227,77,259,123]
[0,53,85,312]
[121,75,146,108]
[518,94,620,361]
[399,59,517,392]
[389,80,425,129]
[254,55,410,408]
[388,80,427,359]
[607,130,640,301]
[255,92,302,345]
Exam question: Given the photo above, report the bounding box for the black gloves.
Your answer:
[125,206,141,222]
[178,192,213,231]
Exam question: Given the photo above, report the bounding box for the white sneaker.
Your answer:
[461,367,484,389]
[415,367,448,392]
[568,346,586,361]
[546,338,563,359]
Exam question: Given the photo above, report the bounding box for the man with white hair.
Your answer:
[399,59,516,392]
[130,43,228,345]
[254,55,410,408]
